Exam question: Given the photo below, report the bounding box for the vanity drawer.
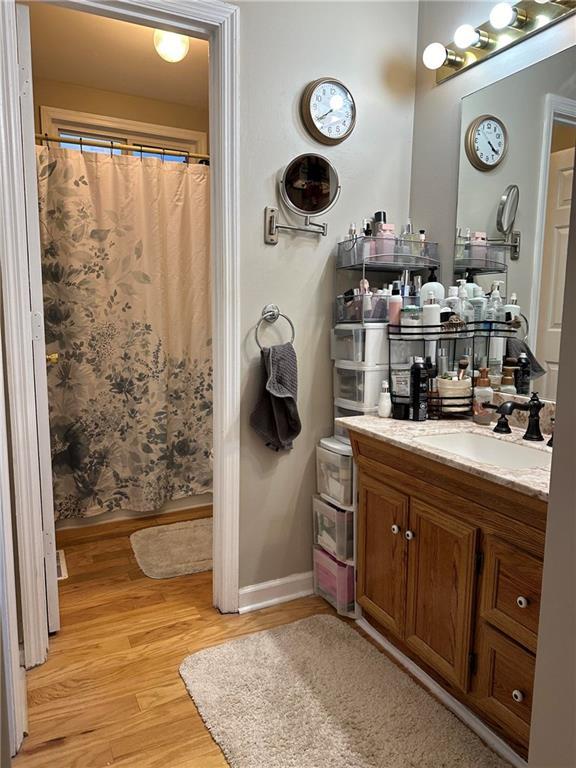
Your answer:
[480,537,543,652]
[474,623,535,749]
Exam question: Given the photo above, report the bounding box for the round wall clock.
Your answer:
[300,78,356,145]
[465,114,508,171]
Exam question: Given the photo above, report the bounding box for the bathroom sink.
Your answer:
[414,432,552,470]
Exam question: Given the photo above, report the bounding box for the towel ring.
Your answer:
[255,304,295,350]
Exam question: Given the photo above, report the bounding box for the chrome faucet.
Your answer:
[483,393,545,441]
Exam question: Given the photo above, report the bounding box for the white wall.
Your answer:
[238,0,418,588]
[456,47,576,315]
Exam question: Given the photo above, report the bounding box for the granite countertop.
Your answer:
[336,416,551,502]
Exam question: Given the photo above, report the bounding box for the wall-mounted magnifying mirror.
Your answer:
[496,184,519,237]
[265,153,341,245]
[280,154,340,216]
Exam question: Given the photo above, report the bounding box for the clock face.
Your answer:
[466,115,508,171]
[301,79,356,145]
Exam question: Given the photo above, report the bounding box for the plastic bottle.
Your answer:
[422,291,441,339]
[444,286,460,312]
[469,231,487,267]
[409,357,428,422]
[473,367,494,425]
[377,380,392,418]
[516,352,531,395]
[470,285,487,323]
[486,281,505,322]
[388,284,403,326]
[456,280,474,324]
[373,211,396,259]
[420,265,445,303]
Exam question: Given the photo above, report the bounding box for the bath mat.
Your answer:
[180,615,509,768]
[130,519,212,579]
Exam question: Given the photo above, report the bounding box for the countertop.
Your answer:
[336,416,551,502]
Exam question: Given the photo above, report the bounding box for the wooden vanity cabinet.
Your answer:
[351,430,547,758]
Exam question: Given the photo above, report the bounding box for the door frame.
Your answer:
[0,0,240,676]
[530,93,576,345]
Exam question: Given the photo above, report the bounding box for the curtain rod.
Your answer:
[35,133,209,161]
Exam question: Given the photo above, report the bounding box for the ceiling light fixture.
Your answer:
[422,42,463,71]
[153,29,190,63]
[453,24,492,49]
[489,2,529,29]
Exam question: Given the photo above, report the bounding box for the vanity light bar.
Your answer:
[424,0,576,84]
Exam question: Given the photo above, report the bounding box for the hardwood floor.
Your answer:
[14,507,334,767]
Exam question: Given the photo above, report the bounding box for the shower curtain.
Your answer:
[36,146,212,519]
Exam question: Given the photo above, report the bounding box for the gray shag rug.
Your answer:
[130,519,212,579]
[180,615,509,768]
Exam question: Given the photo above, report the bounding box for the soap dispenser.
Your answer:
[473,368,494,426]
[456,280,474,324]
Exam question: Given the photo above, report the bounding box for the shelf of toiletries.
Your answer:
[453,234,512,274]
[387,320,519,342]
[337,235,439,271]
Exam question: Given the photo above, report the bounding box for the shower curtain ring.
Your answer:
[109,140,113,157]
[140,145,143,161]
[80,137,83,153]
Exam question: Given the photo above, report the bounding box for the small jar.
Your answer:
[400,305,422,335]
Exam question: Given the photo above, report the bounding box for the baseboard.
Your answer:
[238,571,314,614]
[56,493,213,529]
[356,617,528,768]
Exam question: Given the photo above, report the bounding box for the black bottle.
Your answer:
[516,352,531,395]
[409,356,428,422]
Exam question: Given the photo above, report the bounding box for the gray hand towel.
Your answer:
[250,342,302,451]
[507,338,546,379]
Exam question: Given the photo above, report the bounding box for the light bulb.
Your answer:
[422,42,448,70]
[489,2,516,29]
[454,24,481,49]
[153,30,190,63]
[534,0,549,3]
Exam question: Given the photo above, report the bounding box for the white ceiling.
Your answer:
[29,3,209,110]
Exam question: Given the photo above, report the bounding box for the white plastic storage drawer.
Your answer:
[331,324,388,365]
[313,546,355,616]
[313,495,354,562]
[316,442,353,508]
[333,361,388,409]
[334,399,377,444]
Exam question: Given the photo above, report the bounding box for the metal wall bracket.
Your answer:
[509,230,521,261]
[264,206,327,246]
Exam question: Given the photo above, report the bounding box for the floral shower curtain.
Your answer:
[37,147,212,519]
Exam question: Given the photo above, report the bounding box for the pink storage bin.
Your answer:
[313,546,355,616]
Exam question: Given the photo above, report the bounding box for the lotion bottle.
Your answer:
[422,291,441,339]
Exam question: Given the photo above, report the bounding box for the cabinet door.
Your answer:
[357,474,408,638]
[405,498,479,691]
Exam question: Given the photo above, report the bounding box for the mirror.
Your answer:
[496,184,519,237]
[455,45,576,401]
[280,153,340,216]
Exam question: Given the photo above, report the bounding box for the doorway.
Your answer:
[0,0,239,754]
[535,120,576,400]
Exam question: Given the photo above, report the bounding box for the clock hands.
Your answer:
[317,108,334,120]
[481,128,500,156]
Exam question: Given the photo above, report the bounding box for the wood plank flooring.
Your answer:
[14,507,334,767]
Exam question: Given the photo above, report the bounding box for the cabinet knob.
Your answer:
[516,596,529,609]
[512,689,525,703]
[405,530,415,541]
[391,524,400,535]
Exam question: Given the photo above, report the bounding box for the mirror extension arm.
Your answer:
[264,206,328,245]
